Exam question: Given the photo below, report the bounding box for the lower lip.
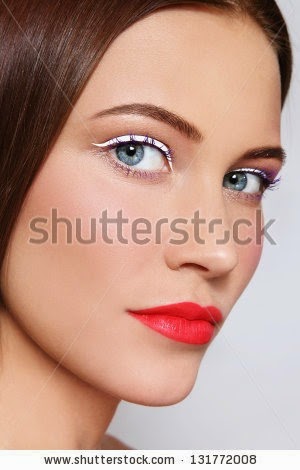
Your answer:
[128,313,216,345]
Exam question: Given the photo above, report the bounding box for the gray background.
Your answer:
[107,0,300,449]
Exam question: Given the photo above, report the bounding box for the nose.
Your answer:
[163,190,239,279]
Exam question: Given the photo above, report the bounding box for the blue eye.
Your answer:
[116,143,144,166]
[223,169,272,194]
[224,172,248,191]
[92,134,173,173]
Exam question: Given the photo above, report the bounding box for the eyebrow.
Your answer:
[90,103,203,142]
[239,146,287,165]
[90,103,287,164]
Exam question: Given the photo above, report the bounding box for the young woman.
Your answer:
[0,0,292,449]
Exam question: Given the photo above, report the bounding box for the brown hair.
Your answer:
[0,0,293,306]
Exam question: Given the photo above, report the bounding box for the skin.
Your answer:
[0,6,282,449]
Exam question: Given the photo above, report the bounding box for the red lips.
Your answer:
[127,301,222,345]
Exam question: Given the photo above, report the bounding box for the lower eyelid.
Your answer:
[99,150,170,182]
[224,187,263,204]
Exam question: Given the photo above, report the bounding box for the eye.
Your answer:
[223,169,273,194]
[92,134,173,173]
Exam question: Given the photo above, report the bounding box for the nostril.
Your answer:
[181,262,210,273]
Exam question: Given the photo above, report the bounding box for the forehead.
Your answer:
[75,6,281,146]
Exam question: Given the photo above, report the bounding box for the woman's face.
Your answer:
[0,7,282,405]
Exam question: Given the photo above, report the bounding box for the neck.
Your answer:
[0,306,119,450]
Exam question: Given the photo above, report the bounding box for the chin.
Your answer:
[121,375,198,407]
[86,355,203,407]
[133,382,196,407]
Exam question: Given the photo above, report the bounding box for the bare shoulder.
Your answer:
[99,433,133,450]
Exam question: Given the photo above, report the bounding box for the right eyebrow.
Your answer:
[89,102,204,143]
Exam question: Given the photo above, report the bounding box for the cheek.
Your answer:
[238,239,263,277]
[234,208,264,292]
[1,153,114,351]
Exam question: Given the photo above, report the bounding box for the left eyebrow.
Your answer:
[240,146,287,165]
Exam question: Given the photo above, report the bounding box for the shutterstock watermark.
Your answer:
[28,208,277,246]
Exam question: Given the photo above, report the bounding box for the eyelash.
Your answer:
[92,134,281,194]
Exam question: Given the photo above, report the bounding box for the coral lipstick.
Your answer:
[127,302,222,345]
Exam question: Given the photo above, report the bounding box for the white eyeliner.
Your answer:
[92,134,173,171]
[230,168,268,179]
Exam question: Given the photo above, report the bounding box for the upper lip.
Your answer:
[127,301,223,324]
